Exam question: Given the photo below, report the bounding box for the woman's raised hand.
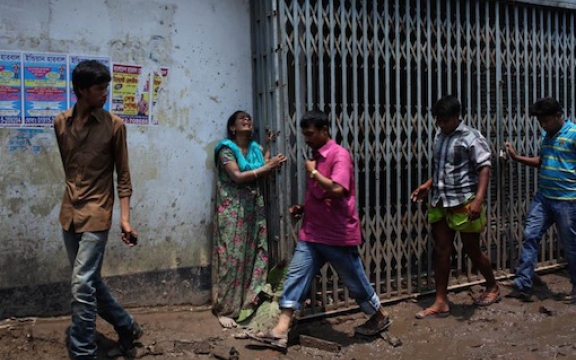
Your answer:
[270,153,287,169]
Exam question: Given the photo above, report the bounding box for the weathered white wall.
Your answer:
[0,0,252,303]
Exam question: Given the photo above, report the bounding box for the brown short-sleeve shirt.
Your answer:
[54,107,132,232]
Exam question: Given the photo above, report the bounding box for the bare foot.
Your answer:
[217,316,237,328]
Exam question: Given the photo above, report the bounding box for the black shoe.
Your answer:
[505,287,534,302]
[107,321,143,358]
[501,275,544,288]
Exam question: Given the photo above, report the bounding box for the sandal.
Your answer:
[354,313,393,336]
[475,289,502,307]
[563,292,576,304]
[247,330,288,350]
[415,307,450,319]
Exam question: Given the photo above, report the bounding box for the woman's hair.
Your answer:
[226,110,251,139]
[72,60,111,99]
[432,95,461,118]
[529,97,562,117]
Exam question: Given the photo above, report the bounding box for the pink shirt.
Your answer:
[299,139,361,246]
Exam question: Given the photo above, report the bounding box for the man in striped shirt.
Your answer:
[504,97,576,304]
[411,95,500,319]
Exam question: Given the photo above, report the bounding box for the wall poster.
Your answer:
[111,63,150,125]
[0,51,23,126]
[22,52,67,126]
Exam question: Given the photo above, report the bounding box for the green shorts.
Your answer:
[428,199,487,233]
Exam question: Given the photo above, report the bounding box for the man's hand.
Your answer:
[305,159,316,173]
[467,198,483,221]
[410,184,430,202]
[120,222,138,247]
[504,141,517,160]
[289,205,304,220]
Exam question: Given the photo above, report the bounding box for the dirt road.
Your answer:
[1,269,576,360]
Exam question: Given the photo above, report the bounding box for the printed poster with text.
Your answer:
[68,55,111,111]
[23,52,67,126]
[112,63,149,125]
[150,67,168,126]
[0,51,23,126]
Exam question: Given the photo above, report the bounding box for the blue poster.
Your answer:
[0,51,23,126]
[68,55,111,111]
[23,52,68,126]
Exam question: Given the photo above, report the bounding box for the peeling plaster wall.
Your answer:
[0,0,252,315]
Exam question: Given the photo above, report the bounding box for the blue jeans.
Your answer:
[514,192,576,292]
[63,228,134,360]
[279,241,381,315]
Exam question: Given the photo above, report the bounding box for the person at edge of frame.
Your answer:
[503,97,576,304]
[53,60,143,360]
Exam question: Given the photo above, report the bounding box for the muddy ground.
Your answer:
[2,269,576,360]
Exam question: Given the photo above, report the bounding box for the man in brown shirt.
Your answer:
[54,60,142,360]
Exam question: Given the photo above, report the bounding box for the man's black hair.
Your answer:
[432,95,461,118]
[300,109,330,130]
[529,97,563,117]
[72,60,111,99]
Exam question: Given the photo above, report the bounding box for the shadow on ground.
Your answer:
[1,269,576,360]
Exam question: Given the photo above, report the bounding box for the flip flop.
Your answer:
[247,330,288,350]
[474,290,502,307]
[563,293,576,304]
[415,307,450,319]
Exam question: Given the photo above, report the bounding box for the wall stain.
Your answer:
[30,203,55,218]
[204,139,220,170]
[0,265,210,319]
[7,129,54,154]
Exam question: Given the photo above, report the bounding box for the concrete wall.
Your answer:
[0,0,253,317]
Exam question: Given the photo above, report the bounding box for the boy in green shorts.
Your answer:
[411,95,500,319]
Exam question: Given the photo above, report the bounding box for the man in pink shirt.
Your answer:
[249,110,391,350]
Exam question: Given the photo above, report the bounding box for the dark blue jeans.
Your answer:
[279,241,381,314]
[63,228,134,360]
[514,192,576,292]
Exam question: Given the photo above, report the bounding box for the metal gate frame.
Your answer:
[251,0,575,317]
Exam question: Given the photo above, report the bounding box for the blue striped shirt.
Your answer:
[431,121,492,207]
[539,120,576,200]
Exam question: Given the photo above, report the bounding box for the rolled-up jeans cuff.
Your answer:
[279,300,302,311]
[358,293,380,315]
